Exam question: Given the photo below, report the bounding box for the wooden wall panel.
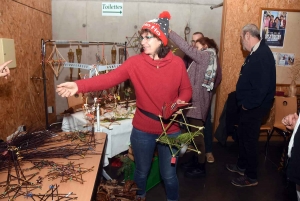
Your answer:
[12,0,51,14]
[214,0,300,130]
[0,0,54,140]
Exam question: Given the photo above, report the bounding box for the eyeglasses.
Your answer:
[139,36,154,42]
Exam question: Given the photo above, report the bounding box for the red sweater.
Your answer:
[75,52,192,134]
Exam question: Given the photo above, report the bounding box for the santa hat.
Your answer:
[141,11,171,46]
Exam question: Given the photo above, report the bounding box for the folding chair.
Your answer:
[265,96,297,168]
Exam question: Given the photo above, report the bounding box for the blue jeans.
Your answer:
[130,127,180,201]
[203,108,213,153]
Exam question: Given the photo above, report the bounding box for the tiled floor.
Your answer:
[104,140,298,201]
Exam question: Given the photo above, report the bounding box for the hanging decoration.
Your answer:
[46,45,66,78]
[111,44,117,64]
[76,45,82,80]
[184,23,190,42]
[126,32,141,53]
[95,43,101,64]
[67,47,75,81]
[100,45,108,67]
[119,47,125,64]
[30,76,46,95]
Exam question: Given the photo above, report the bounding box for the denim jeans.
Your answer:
[130,127,180,201]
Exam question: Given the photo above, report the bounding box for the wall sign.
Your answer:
[102,2,123,16]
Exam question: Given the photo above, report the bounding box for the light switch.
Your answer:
[0,38,17,68]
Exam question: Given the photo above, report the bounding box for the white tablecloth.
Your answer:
[61,111,133,165]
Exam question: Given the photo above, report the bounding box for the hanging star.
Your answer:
[47,45,66,78]
[126,32,141,53]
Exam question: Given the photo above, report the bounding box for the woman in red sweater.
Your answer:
[57,11,192,201]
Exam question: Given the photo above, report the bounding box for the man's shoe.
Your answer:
[231,175,258,187]
[206,153,215,163]
[226,164,245,176]
[180,160,197,171]
[184,163,206,178]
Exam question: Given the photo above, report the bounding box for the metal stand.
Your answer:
[40,39,126,129]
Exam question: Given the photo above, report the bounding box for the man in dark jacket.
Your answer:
[226,24,276,187]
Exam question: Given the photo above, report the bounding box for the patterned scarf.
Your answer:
[202,48,217,91]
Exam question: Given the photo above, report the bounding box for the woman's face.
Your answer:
[195,42,206,50]
[140,32,161,56]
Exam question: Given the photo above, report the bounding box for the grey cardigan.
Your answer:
[169,31,213,121]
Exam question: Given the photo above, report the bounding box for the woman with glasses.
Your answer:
[56,11,192,201]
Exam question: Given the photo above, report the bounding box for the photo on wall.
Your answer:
[272,52,278,65]
[260,10,287,48]
[278,53,295,66]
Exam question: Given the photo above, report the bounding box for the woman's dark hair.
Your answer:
[197,37,219,55]
[139,29,171,59]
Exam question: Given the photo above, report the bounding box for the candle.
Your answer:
[97,104,100,132]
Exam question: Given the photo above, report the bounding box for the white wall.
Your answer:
[51,0,223,120]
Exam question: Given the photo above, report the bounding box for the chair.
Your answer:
[259,102,275,159]
[265,96,297,168]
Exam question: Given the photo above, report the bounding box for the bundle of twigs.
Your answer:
[0,129,100,172]
[158,132,201,148]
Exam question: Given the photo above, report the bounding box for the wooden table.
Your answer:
[0,132,107,201]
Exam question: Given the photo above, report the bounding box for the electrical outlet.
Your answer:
[48,106,54,113]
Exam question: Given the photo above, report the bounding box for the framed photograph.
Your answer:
[260,9,287,48]
[278,53,295,66]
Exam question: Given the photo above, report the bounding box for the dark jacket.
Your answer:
[288,128,300,185]
[236,39,276,110]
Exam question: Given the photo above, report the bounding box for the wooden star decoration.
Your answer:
[0,148,41,200]
[156,108,203,164]
[46,162,94,184]
[21,184,77,200]
[126,32,141,53]
[47,45,66,78]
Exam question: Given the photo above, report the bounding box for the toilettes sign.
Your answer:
[102,2,123,16]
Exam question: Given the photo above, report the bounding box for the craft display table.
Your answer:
[62,111,133,159]
[0,132,106,201]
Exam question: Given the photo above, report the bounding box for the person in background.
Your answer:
[0,60,12,78]
[169,30,221,178]
[183,32,204,68]
[183,32,218,164]
[226,24,276,187]
[195,37,222,163]
[282,113,300,201]
[56,11,192,201]
[269,15,275,28]
[185,32,218,164]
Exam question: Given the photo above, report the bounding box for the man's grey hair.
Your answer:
[242,24,261,39]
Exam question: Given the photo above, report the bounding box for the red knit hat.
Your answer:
[141,11,171,46]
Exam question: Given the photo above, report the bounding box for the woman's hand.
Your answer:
[56,82,78,97]
[0,60,12,79]
[282,113,299,130]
